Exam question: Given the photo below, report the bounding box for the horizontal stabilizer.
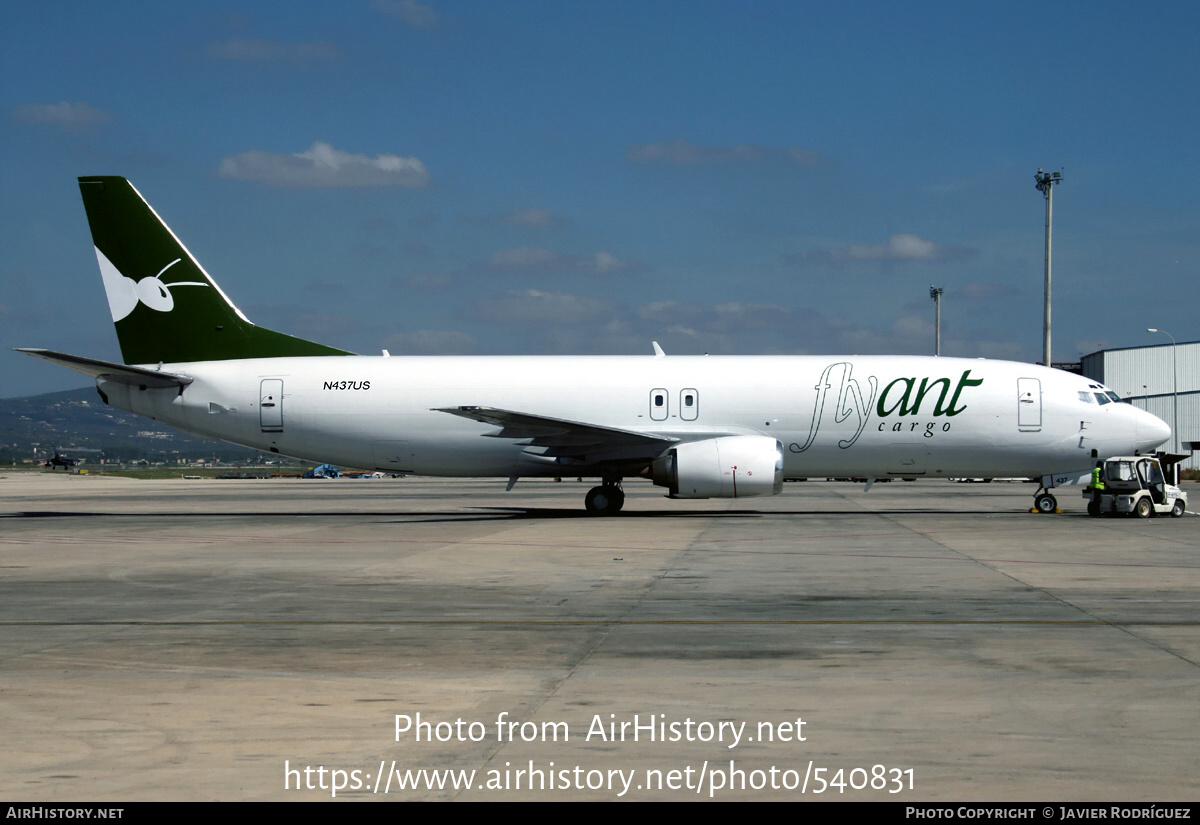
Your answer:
[14,348,193,389]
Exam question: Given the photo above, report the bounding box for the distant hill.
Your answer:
[0,386,270,464]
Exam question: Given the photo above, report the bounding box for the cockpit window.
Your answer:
[1094,393,1111,405]
[1105,391,1122,403]
[1078,391,1094,403]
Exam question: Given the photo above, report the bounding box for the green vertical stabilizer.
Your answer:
[79,176,353,365]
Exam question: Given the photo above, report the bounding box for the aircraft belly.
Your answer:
[780,405,1080,479]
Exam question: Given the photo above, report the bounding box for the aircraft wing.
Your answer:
[14,348,193,389]
[434,405,678,461]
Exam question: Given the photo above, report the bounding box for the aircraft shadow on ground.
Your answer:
[5,507,1048,523]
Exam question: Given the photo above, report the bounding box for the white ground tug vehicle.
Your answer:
[1084,456,1188,518]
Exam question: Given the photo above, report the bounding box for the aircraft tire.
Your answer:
[1034,493,1057,514]
[585,485,625,516]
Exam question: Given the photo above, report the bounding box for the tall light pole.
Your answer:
[1035,169,1062,367]
[1147,328,1179,454]
[930,286,944,356]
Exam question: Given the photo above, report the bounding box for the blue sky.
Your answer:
[3,0,1198,397]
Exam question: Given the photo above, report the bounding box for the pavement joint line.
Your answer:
[457,516,714,800]
[847,489,1200,671]
[5,619,1185,626]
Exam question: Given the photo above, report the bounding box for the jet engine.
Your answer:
[651,435,784,498]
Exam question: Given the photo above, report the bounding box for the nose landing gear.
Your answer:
[1033,491,1058,514]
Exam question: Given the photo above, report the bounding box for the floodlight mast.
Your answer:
[1147,328,1179,454]
[1035,168,1062,367]
[929,286,944,356]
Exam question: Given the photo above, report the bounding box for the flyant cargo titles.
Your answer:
[791,363,984,453]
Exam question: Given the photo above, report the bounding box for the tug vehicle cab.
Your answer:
[1084,456,1187,518]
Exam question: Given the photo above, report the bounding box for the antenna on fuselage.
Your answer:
[929,286,944,356]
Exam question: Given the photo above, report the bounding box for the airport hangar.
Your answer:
[1082,338,1199,471]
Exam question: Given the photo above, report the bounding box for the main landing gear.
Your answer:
[584,481,625,516]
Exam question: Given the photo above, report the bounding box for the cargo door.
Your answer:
[1017,378,1041,430]
[260,379,283,432]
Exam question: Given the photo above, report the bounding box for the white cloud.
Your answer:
[467,290,613,326]
[637,301,795,333]
[206,38,341,63]
[13,102,110,131]
[383,330,476,354]
[627,138,819,166]
[849,234,938,261]
[218,142,430,188]
[829,315,1028,361]
[892,314,934,338]
[464,208,560,229]
[436,293,1033,359]
[591,252,625,274]
[633,301,823,355]
[484,247,639,275]
[798,234,976,265]
[373,0,439,28]
[487,247,566,270]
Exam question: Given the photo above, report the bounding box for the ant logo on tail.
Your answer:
[95,247,209,321]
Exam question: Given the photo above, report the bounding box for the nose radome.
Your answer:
[1136,409,1172,452]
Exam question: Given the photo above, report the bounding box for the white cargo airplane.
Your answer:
[18,177,1172,514]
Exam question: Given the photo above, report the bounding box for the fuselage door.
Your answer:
[1017,377,1041,430]
[260,379,283,432]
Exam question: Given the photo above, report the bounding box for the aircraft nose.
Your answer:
[1135,409,1172,452]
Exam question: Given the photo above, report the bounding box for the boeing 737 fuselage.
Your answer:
[18,177,1171,514]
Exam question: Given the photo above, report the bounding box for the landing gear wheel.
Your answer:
[1034,493,1057,513]
[585,485,625,516]
[1134,497,1153,519]
[1171,499,1186,518]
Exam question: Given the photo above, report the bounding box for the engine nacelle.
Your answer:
[651,435,784,499]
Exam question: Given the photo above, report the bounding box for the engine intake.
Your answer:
[651,435,784,498]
